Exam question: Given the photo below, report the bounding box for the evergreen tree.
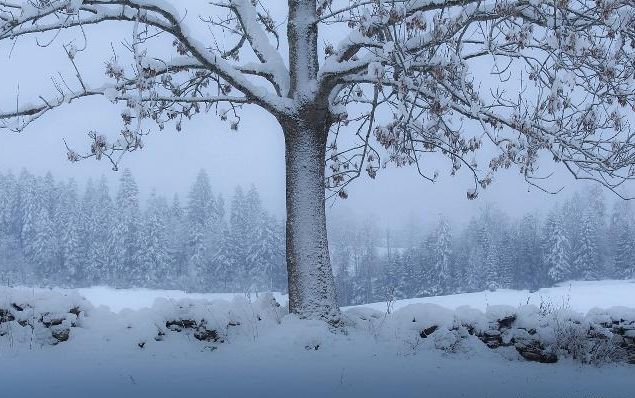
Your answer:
[185,169,217,288]
[545,214,572,283]
[138,191,171,286]
[573,211,601,280]
[213,223,238,291]
[110,169,141,287]
[515,214,544,290]
[431,217,452,294]
[61,208,83,286]
[91,176,114,284]
[19,170,38,257]
[54,179,79,281]
[167,194,188,281]
[31,206,56,279]
[247,213,285,291]
[609,201,634,278]
[229,186,249,288]
[0,171,19,237]
[79,179,98,283]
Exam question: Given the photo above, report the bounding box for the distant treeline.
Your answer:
[1,170,633,306]
[0,169,286,292]
[330,187,635,306]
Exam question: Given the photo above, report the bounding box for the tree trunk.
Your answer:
[280,116,341,323]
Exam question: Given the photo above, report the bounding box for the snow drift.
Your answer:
[1,285,634,366]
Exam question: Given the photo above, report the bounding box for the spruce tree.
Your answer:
[431,217,452,294]
[573,211,601,280]
[545,214,572,283]
[138,191,171,286]
[609,201,634,279]
[110,169,141,287]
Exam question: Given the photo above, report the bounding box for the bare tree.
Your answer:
[1,0,635,322]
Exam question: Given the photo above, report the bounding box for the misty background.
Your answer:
[0,1,618,232]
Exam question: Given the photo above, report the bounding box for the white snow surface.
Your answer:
[77,286,288,313]
[0,280,633,398]
[357,279,635,313]
[77,279,634,314]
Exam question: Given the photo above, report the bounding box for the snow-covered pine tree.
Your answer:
[0,171,18,238]
[31,206,56,280]
[229,186,249,288]
[334,264,352,306]
[247,212,285,291]
[186,169,217,289]
[431,217,452,295]
[167,194,188,283]
[110,169,141,287]
[61,207,83,286]
[608,201,634,279]
[18,170,38,257]
[383,251,405,301]
[138,191,171,286]
[0,172,9,238]
[54,179,80,282]
[331,229,353,305]
[464,245,485,292]
[41,172,58,226]
[573,210,601,281]
[400,247,420,299]
[244,185,265,288]
[496,231,515,289]
[515,214,544,291]
[213,223,238,292]
[545,214,572,283]
[90,176,114,284]
[79,179,98,284]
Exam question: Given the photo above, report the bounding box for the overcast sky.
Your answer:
[0,1,627,229]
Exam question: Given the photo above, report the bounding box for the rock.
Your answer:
[194,328,219,342]
[420,325,439,338]
[69,307,81,317]
[0,308,15,323]
[497,315,516,329]
[11,303,24,312]
[478,329,509,349]
[515,341,557,363]
[52,329,70,343]
[166,319,197,331]
[155,330,165,341]
[42,317,64,327]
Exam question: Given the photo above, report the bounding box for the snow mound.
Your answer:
[1,284,634,398]
[2,285,634,366]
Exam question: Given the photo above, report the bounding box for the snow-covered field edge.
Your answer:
[1,280,634,366]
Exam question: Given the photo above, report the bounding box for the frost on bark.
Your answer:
[2,0,635,322]
[280,110,340,321]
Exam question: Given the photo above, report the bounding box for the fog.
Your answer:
[0,1,628,229]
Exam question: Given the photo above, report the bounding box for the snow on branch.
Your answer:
[1,0,635,199]
[318,0,635,199]
[0,0,295,169]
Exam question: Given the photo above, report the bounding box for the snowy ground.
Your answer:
[77,286,288,313]
[1,280,634,398]
[359,279,635,313]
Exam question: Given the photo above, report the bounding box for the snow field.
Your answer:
[0,280,634,398]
